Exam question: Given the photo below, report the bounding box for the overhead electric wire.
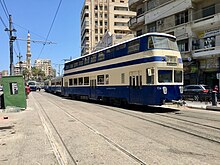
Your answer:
[13,22,52,41]
[37,0,63,59]
[0,0,9,19]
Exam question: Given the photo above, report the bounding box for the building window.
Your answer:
[147,22,156,32]
[177,39,189,52]
[202,4,215,17]
[204,36,215,48]
[175,11,188,25]
[137,8,143,16]
[137,30,143,36]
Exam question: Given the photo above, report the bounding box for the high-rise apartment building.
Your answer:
[34,59,52,77]
[81,0,136,56]
[129,0,220,88]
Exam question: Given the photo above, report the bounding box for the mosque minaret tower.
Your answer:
[26,31,31,71]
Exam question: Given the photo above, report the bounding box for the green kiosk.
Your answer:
[1,75,26,109]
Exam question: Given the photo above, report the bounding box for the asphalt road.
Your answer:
[1,91,220,165]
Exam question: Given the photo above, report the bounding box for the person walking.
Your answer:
[25,84,31,99]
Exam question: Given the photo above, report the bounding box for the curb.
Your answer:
[186,105,220,111]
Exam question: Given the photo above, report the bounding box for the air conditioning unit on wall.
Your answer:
[157,19,164,26]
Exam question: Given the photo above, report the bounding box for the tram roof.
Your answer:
[65,32,176,64]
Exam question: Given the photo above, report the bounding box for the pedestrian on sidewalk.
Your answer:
[213,85,218,93]
[25,84,31,99]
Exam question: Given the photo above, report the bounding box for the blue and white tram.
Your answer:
[49,76,62,95]
[63,33,183,105]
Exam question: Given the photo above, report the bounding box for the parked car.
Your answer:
[182,84,212,101]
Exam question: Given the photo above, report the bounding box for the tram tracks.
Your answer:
[96,104,220,145]
[40,92,220,145]
[33,92,147,165]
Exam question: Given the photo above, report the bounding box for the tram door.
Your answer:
[129,71,143,104]
[90,79,96,99]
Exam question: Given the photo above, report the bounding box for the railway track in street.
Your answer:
[33,92,147,165]
[33,91,220,164]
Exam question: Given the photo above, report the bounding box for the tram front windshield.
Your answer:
[148,36,179,51]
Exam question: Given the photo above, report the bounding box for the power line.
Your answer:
[0,0,9,19]
[37,0,63,59]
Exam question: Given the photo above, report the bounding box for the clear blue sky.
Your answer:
[0,0,84,72]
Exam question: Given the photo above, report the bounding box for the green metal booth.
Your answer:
[1,75,26,109]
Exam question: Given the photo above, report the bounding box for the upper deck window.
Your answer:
[128,39,140,54]
[90,54,97,63]
[148,36,179,51]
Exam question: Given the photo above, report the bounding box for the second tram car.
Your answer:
[59,33,183,105]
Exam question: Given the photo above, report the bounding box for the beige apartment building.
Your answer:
[129,0,220,88]
[34,59,52,77]
[81,0,136,56]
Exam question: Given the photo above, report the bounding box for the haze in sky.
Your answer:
[0,0,84,73]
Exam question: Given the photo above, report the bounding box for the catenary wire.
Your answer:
[37,0,63,59]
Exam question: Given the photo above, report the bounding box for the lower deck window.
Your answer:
[158,70,172,83]
[97,75,104,85]
[174,70,182,82]
[84,77,89,85]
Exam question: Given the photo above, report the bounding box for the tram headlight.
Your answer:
[163,86,167,94]
[179,86,184,94]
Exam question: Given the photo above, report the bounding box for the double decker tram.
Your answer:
[63,33,183,106]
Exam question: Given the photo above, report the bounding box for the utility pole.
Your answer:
[17,53,22,75]
[5,15,17,76]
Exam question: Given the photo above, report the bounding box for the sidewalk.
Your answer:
[185,100,220,111]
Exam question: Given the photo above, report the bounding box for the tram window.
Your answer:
[140,75,142,87]
[158,70,172,83]
[84,57,89,65]
[70,63,74,69]
[128,39,140,54]
[105,74,109,84]
[74,78,77,85]
[97,75,104,85]
[115,44,126,51]
[78,59,84,66]
[98,52,105,61]
[106,47,115,59]
[90,54,97,63]
[69,79,73,86]
[121,73,125,84]
[84,77,89,85]
[146,68,154,84]
[136,76,139,87]
[148,37,154,49]
[74,62,78,68]
[174,70,182,82]
[78,77,83,85]
[64,81,68,87]
[132,76,135,87]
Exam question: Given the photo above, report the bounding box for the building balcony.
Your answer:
[128,14,144,30]
[192,46,220,59]
[191,13,220,31]
[128,0,143,11]
[144,0,192,25]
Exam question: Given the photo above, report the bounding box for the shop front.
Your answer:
[198,57,220,88]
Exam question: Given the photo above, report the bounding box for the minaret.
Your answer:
[26,31,31,71]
